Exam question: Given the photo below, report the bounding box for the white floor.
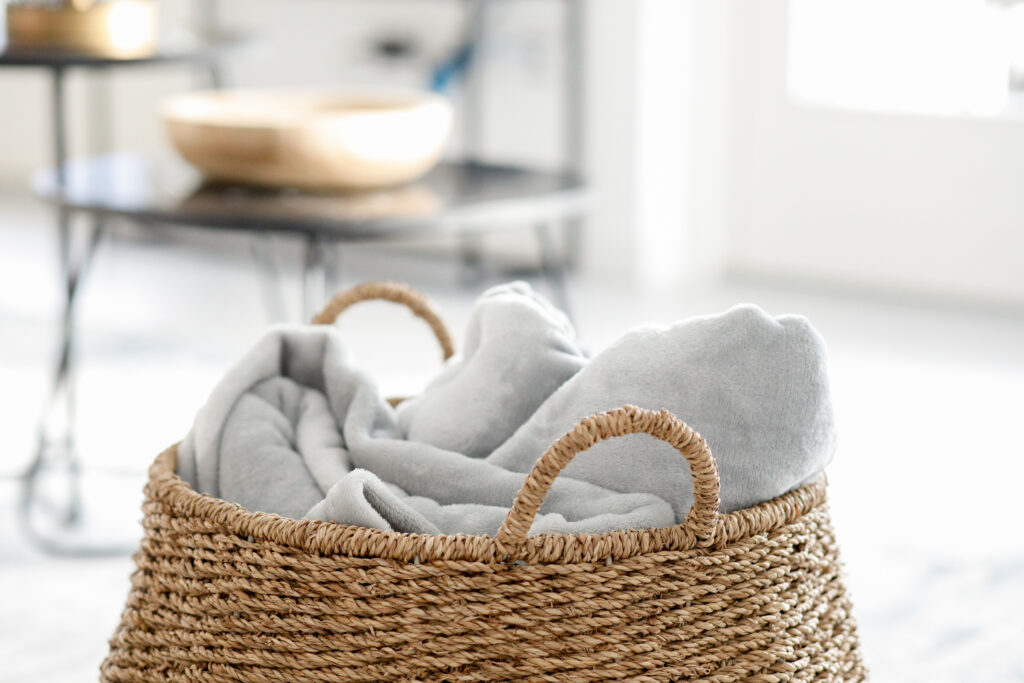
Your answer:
[2,193,1023,682]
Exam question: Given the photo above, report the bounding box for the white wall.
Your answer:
[581,0,733,288]
[725,0,1024,308]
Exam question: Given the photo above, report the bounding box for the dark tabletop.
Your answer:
[33,153,589,240]
[0,30,252,68]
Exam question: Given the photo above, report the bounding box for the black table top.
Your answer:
[0,30,252,68]
[33,153,589,240]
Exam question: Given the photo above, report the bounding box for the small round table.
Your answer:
[33,152,586,315]
[28,151,587,554]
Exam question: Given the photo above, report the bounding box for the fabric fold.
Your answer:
[485,304,837,518]
[396,282,587,458]
[177,282,836,536]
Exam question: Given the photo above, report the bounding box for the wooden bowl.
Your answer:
[161,89,453,190]
[6,0,159,58]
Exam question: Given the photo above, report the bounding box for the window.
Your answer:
[788,0,1024,117]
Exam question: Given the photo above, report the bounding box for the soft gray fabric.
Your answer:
[177,284,675,535]
[177,282,836,536]
[396,282,587,458]
[484,304,837,520]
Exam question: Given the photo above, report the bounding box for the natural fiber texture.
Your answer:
[495,407,721,555]
[312,280,456,360]
[101,405,865,681]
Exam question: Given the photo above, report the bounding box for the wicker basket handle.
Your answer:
[312,281,456,360]
[495,405,721,554]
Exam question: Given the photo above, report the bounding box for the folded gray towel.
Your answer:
[177,282,836,536]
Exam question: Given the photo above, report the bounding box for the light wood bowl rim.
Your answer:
[160,88,452,133]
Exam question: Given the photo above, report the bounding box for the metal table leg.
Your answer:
[302,233,330,322]
[250,234,290,323]
[323,240,343,298]
[21,218,106,549]
[19,67,125,555]
[21,66,76,540]
[457,232,485,287]
[535,220,572,320]
[254,232,341,324]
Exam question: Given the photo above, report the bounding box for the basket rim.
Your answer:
[148,444,828,564]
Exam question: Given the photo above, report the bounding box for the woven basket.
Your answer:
[101,282,866,682]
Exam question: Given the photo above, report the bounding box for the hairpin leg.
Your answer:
[535,220,572,321]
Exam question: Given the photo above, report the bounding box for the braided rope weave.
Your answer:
[101,284,865,681]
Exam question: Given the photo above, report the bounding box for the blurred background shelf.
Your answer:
[0,29,253,72]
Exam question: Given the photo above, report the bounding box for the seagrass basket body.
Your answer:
[101,284,865,682]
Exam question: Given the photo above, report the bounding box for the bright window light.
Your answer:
[788,0,1016,117]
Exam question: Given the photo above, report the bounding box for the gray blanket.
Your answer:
[177,282,836,536]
